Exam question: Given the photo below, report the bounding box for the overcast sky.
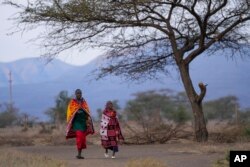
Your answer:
[0,3,102,66]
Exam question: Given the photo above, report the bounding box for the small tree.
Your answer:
[45,90,71,124]
[125,90,191,123]
[0,103,19,128]
[124,90,190,143]
[172,105,191,124]
[125,90,174,121]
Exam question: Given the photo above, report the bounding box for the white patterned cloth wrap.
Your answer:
[100,114,110,140]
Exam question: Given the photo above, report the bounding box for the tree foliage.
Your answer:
[123,89,191,143]
[203,96,239,120]
[124,89,191,123]
[45,90,71,124]
[172,105,191,124]
[238,108,250,124]
[4,0,249,72]
[0,103,19,128]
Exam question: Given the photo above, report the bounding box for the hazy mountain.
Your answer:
[0,52,249,121]
[0,58,76,86]
[190,52,250,107]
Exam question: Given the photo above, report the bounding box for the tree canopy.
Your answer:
[4,0,250,78]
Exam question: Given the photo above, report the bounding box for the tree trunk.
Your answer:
[178,62,208,142]
[191,100,208,142]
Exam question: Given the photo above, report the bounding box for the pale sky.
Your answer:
[0,2,102,66]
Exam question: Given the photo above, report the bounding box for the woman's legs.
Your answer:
[104,148,109,158]
[112,148,116,157]
[75,130,86,159]
[77,149,82,158]
[103,146,118,158]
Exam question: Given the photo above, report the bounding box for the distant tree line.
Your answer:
[44,90,250,125]
[1,90,249,129]
[2,89,250,143]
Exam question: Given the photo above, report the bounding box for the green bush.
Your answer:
[0,111,17,128]
[171,106,191,124]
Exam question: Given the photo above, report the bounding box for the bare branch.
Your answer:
[196,83,207,104]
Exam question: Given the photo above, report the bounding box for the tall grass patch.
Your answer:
[0,149,67,167]
[213,151,229,167]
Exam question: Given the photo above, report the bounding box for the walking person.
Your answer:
[66,89,94,159]
[100,101,124,159]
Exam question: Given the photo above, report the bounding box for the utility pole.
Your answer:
[8,70,13,111]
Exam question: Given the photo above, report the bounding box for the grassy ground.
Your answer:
[0,121,249,167]
[126,158,168,167]
[0,149,67,167]
[7,140,250,167]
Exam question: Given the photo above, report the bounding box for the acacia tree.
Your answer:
[45,90,71,124]
[4,0,250,142]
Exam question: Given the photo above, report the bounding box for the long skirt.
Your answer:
[75,130,87,150]
[101,138,119,152]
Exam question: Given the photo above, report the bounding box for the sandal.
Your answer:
[76,155,84,159]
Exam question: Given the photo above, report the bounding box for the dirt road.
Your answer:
[13,143,224,167]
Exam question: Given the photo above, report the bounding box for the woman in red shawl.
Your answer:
[66,89,94,159]
[100,101,124,159]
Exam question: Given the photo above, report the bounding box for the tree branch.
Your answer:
[196,82,207,104]
[185,16,250,65]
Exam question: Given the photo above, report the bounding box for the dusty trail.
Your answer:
[14,144,223,167]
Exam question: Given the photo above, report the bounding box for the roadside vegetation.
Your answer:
[0,149,66,167]
[213,151,229,167]
[1,90,250,167]
[1,89,250,146]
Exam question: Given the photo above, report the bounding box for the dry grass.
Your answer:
[196,142,250,154]
[2,121,250,167]
[0,120,249,147]
[0,126,35,146]
[121,121,193,144]
[0,149,67,167]
[160,140,250,155]
[1,126,47,146]
[207,120,250,143]
[213,159,229,167]
[125,158,169,167]
[0,123,102,146]
[212,151,230,167]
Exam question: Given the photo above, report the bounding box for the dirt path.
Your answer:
[14,144,223,167]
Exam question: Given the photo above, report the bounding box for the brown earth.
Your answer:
[12,143,227,167]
